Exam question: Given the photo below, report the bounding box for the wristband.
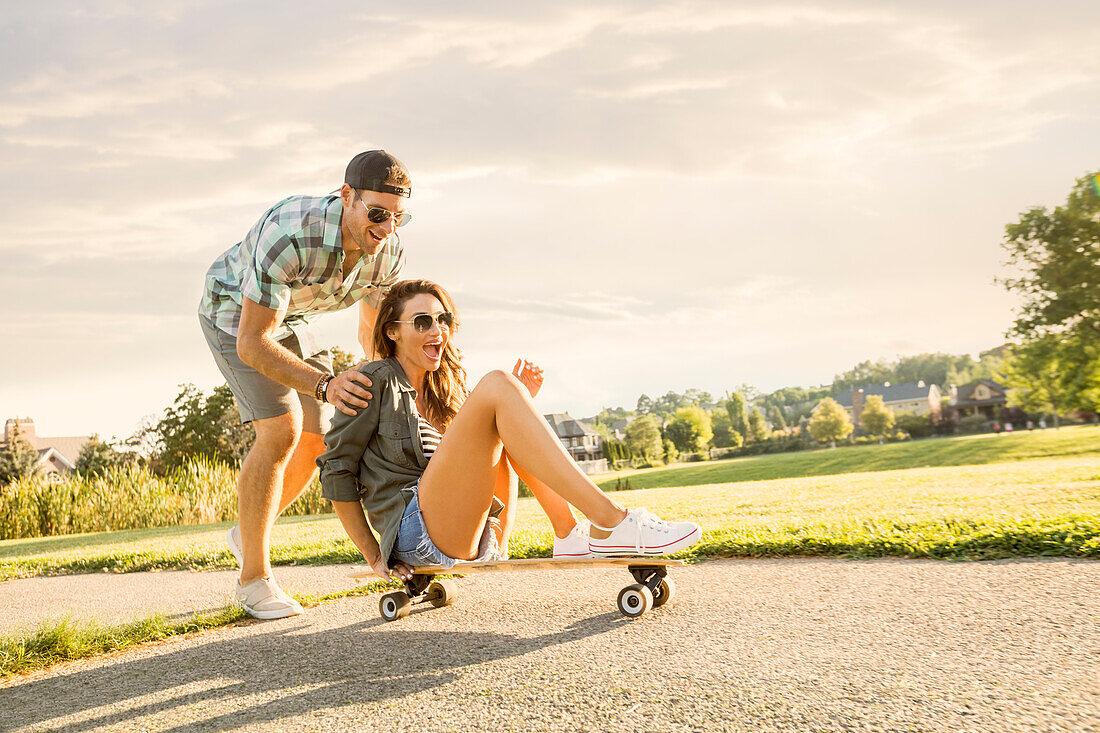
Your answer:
[315,374,333,403]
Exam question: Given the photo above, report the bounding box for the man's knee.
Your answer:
[251,413,304,458]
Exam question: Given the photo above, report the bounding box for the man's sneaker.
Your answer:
[589,508,702,557]
[553,520,592,559]
[226,525,243,567]
[234,577,304,620]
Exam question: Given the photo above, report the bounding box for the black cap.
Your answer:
[344,150,411,197]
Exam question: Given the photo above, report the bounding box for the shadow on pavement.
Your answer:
[3,611,625,731]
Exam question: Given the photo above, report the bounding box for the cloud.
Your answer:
[0,0,1095,435]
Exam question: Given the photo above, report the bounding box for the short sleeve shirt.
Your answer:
[198,194,405,356]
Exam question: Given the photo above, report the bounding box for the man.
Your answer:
[198,150,412,619]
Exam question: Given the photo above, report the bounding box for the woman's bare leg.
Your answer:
[492,453,518,548]
[418,370,626,560]
[515,467,578,539]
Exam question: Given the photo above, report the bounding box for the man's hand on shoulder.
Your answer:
[327,366,374,416]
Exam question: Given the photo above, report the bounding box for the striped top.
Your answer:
[418,415,443,461]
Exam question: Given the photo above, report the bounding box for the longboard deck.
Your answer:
[349,557,684,580]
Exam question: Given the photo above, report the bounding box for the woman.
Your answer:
[318,280,701,582]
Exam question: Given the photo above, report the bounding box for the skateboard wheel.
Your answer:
[379,591,412,622]
[652,577,676,608]
[427,579,458,608]
[617,584,653,618]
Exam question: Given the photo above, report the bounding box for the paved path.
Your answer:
[0,564,364,635]
[3,558,1098,732]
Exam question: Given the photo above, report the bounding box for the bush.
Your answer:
[895,411,934,438]
[0,458,331,540]
[958,415,989,434]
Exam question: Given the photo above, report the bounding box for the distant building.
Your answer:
[609,418,634,441]
[2,418,90,478]
[544,413,608,474]
[949,380,1008,419]
[834,381,942,424]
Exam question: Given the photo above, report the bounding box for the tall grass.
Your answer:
[0,458,330,541]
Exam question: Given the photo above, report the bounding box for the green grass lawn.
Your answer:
[2,452,1097,581]
[594,424,1100,491]
[1,429,1097,678]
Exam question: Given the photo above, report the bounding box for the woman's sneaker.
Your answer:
[589,508,701,557]
[553,520,592,558]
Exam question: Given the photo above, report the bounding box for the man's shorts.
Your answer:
[199,315,335,434]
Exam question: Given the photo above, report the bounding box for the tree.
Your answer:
[859,395,895,443]
[635,394,654,415]
[1000,171,1100,412]
[75,434,126,477]
[146,383,255,471]
[664,406,713,455]
[0,422,37,486]
[1002,338,1095,427]
[662,436,678,464]
[709,409,743,449]
[724,391,747,438]
[624,414,662,463]
[330,345,363,374]
[766,404,788,432]
[808,398,853,448]
[746,407,769,443]
[683,388,714,406]
[832,359,894,394]
[654,391,688,418]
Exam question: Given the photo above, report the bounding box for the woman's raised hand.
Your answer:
[512,358,544,399]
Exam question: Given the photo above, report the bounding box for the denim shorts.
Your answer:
[392,483,502,570]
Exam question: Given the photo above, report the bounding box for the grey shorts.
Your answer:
[199,315,335,434]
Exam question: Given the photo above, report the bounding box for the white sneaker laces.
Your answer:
[630,508,671,552]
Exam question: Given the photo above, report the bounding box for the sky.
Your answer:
[1,0,1099,441]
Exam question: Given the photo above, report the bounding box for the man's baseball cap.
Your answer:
[344,150,411,197]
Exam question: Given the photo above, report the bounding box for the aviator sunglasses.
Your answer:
[393,311,456,333]
[355,190,412,227]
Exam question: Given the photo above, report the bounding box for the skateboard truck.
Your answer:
[357,558,684,621]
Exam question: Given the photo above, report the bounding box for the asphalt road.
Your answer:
[3,557,1098,732]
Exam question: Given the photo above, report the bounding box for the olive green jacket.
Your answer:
[317,358,429,563]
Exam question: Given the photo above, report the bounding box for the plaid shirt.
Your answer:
[199,194,404,356]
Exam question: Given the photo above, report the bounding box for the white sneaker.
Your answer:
[589,508,702,557]
[226,525,243,567]
[235,577,304,620]
[553,520,592,559]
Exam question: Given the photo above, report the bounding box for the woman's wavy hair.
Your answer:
[372,280,468,429]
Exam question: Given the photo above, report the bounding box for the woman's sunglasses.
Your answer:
[393,311,456,333]
[356,191,412,227]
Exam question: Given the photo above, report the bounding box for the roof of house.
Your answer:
[544,413,601,439]
[34,447,76,472]
[835,382,936,407]
[952,379,1008,407]
[0,435,89,466]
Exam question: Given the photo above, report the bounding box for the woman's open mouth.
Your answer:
[423,342,442,361]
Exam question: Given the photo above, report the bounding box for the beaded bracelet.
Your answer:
[315,374,333,403]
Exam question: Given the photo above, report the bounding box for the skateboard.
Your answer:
[349,557,684,621]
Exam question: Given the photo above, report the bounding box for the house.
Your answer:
[544,413,608,474]
[949,380,1008,419]
[834,381,942,424]
[2,418,90,478]
[609,418,633,441]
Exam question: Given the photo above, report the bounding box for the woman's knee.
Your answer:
[475,369,523,398]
